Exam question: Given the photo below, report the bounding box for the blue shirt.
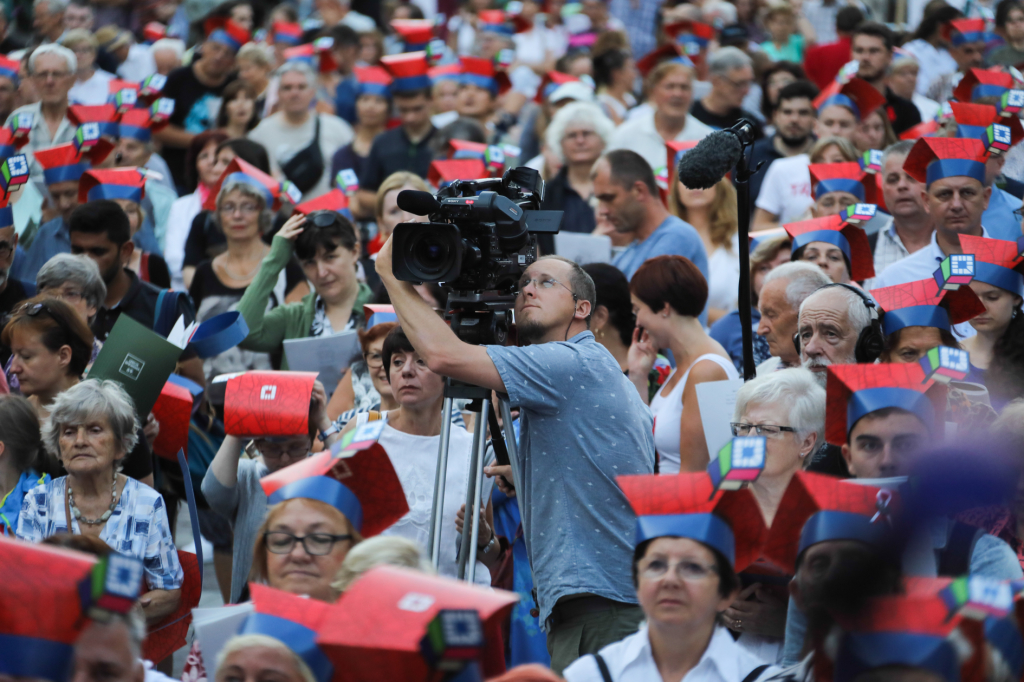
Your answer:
[13,217,69,283]
[0,469,47,536]
[982,187,1022,242]
[334,74,359,125]
[486,332,655,629]
[709,307,771,374]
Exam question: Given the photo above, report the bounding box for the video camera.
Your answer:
[390,167,563,294]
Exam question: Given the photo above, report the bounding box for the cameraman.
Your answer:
[376,244,655,675]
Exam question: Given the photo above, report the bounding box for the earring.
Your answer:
[597,328,605,339]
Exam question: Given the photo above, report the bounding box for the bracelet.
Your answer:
[317,424,340,443]
[478,532,497,553]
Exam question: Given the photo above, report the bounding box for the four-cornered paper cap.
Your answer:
[666,140,699,178]
[381,52,431,92]
[364,303,397,328]
[664,20,716,58]
[943,17,990,46]
[354,65,392,98]
[903,137,988,187]
[950,101,1024,147]
[784,214,875,281]
[900,118,942,140]
[151,379,192,461]
[271,21,304,46]
[459,56,511,96]
[259,432,409,536]
[429,62,462,84]
[34,143,90,186]
[78,168,146,204]
[294,189,351,217]
[535,70,579,103]
[959,234,1024,294]
[954,68,1014,103]
[224,370,318,437]
[825,363,946,446]
[814,77,887,122]
[390,19,436,47]
[204,157,285,211]
[870,277,985,335]
[317,565,518,682]
[118,107,164,141]
[143,21,167,42]
[205,17,251,51]
[429,159,487,187]
[0,187,14,228]
[0,128,26,157]
[448,139,488,160]
[240,584,334,682]
[477,9,513,34]
[761,471,896,575]
[809,162,878,204]
[67,104,120,139]
[616,473,767,571]
[0,55,19,84]
[636,43,691,78]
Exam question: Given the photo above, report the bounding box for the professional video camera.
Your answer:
[390,167,563,294]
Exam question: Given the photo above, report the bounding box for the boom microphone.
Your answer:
[675,120,757,189]
[397,189,442,216]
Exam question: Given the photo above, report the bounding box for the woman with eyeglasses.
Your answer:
[328,321,400,425]
[35,253,107,372]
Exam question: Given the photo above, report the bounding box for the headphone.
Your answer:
[792,283,886,364]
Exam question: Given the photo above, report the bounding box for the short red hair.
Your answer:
[629,255,707,318]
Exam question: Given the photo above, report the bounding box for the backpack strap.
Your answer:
[594,654,614,682]
[153,289,185,336]
[742,665,771,682]
[937,521,984,577]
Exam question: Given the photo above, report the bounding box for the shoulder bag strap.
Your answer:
[594,653,614,682]
[741,664,771,682]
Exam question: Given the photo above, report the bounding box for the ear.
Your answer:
[840,442,854,474]
[57,344,72,369]
[575,297,592,321]
[120,238,134,265]
[982,184,992,211]
[658,301,673,317]
[11,232,17,248]
[789,573,803,609]
[799,430,817,459]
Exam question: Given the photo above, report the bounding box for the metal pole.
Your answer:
[428,396,455,567]
[734,124,758,382]
[498,398,523,518]
[458,400,489,581]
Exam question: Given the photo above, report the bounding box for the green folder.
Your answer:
[86,315,185,418]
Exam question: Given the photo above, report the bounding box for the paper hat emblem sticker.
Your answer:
[9,112,33,140]
[920,346,970,383]
[859,149,883,174]
[934,253,975,290]
[842,203,877,225]
[987,123,1013,154]
[118,353,145,380]
[940,575,1014,621]
[999,89,1024,116]
[336,168,359,192]
[0,154,29,196]
[708,436,766,493]
[74,123,102,154]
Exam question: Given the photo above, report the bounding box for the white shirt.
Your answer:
[69,69,116,105]
[248,111,354,201]
[117,43,157,83]
[607,106,713,175]
[708,233,741,314]
[563,624,779,682]
[912,93,940,123]
[755,154,812,223]
[165,190,202,290]
[901,39,958,97]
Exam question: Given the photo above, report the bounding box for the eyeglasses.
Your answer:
[515,275,574,298]
[258,444,308,460]
[32,70,70,81]
[639,558,719,582]
[0,240,13,259]
[721,75,754,90]
[43,288,84,302]
[730,422,797,437]
[220,202,260,215]
[365,351,384,368]
[264,531,353,556]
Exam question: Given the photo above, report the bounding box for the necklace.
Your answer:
[217,246,267,282]
[67,470,119,526]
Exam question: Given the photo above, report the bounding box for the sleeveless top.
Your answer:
[650,353,739,474]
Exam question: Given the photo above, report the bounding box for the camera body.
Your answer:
[391,167,562,294]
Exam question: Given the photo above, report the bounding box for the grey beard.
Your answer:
[803,357,832,387]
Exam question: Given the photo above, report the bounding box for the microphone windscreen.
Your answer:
[397,189,441,216]
[676,130,744,190]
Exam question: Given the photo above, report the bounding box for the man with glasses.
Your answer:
[688,46,764,140]
[376,245,655,675]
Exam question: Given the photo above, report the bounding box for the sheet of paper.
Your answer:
[553,232,613,265]
[193,602,254,668]
[283,330,362,397]
[696,378,745,461]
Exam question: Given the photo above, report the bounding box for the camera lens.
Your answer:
[417,236,449,267]
[404,226,460,281]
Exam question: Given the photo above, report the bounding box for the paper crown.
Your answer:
[106,78,138,95]
[317,565,518,682]
[224,370,318,438]
[900,118,942,140]
[142,21,166,42]
[616,473,767,571]
[0,127,28,158]
[808,162,878,204]
[943,17,990,45]
[67,104,120,139]
[903,137,988,188]
[271,21,304,45]
[761,472,896,575]
[950,101,1024,151]
[784,213,875,281]
[0,55,19,84]
[259,424,408,536]
[749,226,790,251]
[636,42,691,78]
[118,106,166,142]
[354,65,392,98]
[825,363,945,446]
[870,277,984,335]
[535,70,579,103]
[281,43,336,75]
[364,303,397,328]
[429,159,487,187]
[151,379,192,461]
[954,68,1015,103]
[381,52,432,92]
[294,188,351,217]
[205,157,295,212]
[240,584,334,682]
[78,168,146,204]
[459,56,511,97]
[429,62,462,84]
[958,234,1024,294]
[205,17,251,51]
[477,9,513,35]
[391,19,437,48]
[814,77,887,122]
[35,143,91,186]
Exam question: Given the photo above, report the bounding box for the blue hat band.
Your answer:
[0,68,18,87]
[0,207,13,228]
[956,123,988,141]
[814,178,865,201]
[44,164,89,186]
[952,30,987,45]
[391,74,432,92]
[87,184,142,203]
[209,28,243,51]
[239,613,334,682]
[358,82,391,99]
[636,513,735,566]
[835,632,959,682]
[120,124,151,143]
[222,172,274,206]
[403,41,428,51]
[798,510,891,557]
[461,72,499,96]
[0,634,74,681]
[973,84,1008,100]
[269,476,364,531]
[882,304,952,334]
[274,32,302,45]
[793,230,852,262]
[848,386,935,436]
[0,145,13,157]
[96,121,120,138]
[432,71,461,84]
[188,310,249,358]
[481,23,513,35]
[975,261,1024,294]
[925,158,986,186]
[367,311,398,328]
[819,93,861,121]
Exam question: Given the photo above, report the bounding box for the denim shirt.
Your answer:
[487,331,655,629]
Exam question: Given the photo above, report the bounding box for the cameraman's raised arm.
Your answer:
[375,237,507,394]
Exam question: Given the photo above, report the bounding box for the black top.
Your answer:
[690,100,765,140]
[330,143,370,191]
[884,87,922,136]
[140,253,171,290]
[183,211,280,269]
[160,65,236,191]
[538,166,596,255]
[745,136,787,206]
[188,258,306,312]
[90,269,196,344]
[360,125,437,192]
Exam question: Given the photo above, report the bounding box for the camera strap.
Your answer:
[486,406,514,491]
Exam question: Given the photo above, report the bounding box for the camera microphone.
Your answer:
[675,120,757,190]
[397,189,441,216]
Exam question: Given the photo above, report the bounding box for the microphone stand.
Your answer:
[732,120,763,381]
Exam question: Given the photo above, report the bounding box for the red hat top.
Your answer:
[617,473,767,571]
[429,159,487,187]
[79,167,147,204]
[477,9,515,34]
[143,21,167,42]
[903,137,988,188]
[205,157,295,212]
[665,140,700,178]
[270,21,304,46]
[204,17,251,51]
[663,20,716,58]
[34,142,100,186]
[825,363,946,446]
[953,68,1015,103]
[761,471,896,575]
[67,103,119,127]
[381,52,431,92]
[459,56,511,96]
[949,101,1024,147]
[390,19,436,46]
[870,277,985,336]
[294,189,351,217]
[900,118,942,140]
[0,127,28,153]
[958,234,1024,294]
[784,214,875,281]
[942,17,990,45]
[808,161,878,204]
[353,65,393,97]
[814,77,887,122]
[223,370,318,438]
[636,43,690,78]
[535,70,580,103]
[448,139,489,159]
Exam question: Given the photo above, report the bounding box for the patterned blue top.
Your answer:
[16,476,184,590]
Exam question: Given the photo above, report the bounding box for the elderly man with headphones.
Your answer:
[795,283,885,388]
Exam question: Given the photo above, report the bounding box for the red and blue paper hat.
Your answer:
[535,70,579,103]
[429,62,462,85]
[949,100,1024,150]
[459,56,510,97]
[825,363,944,446]
[205,157,293,212]
[119,106,167,142]
[664,20,715,58]
[143,21,166,43]
[381,51,432,93]
[205,17,251,52]
[35,143,91,186]
[636,42,692,78]
[943,18,990,46]
[0,184,15,228]
[429,159,487,188]
[478,9,514,35]
[364,303,397,328]
[0,55,19,85]
[0,128,27,159]
[67,104,120,139]
[954,68,1015,103]
[870,277,984,335]
[271,21,304,46]
[354,65,392,99]
[959,234,1024,294]
[78,168,146,204]
[259,421,409,536]
[240,584,333,682]
[903,137,988,188]
[294,188,352,219]
[391,19,437,49]
[761,471,896,575]
[813,77,887,122]
[616,473,767,571]
[784,213,875,281]
[809,162,878,204]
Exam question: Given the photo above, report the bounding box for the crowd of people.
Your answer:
[1,0,1024,680]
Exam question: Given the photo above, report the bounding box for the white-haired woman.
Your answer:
[215,634,318,682]
[332,535,434,593]
[36,253,107,368]
[16,379,183,624]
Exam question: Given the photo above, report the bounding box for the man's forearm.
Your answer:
[380,274,460,366]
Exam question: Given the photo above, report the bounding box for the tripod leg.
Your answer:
[458,399,489,582]
[498,398,523,512]
[429,397,455,568]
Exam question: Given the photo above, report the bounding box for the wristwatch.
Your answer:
[317,424,340,443]
[478,532,497,554]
